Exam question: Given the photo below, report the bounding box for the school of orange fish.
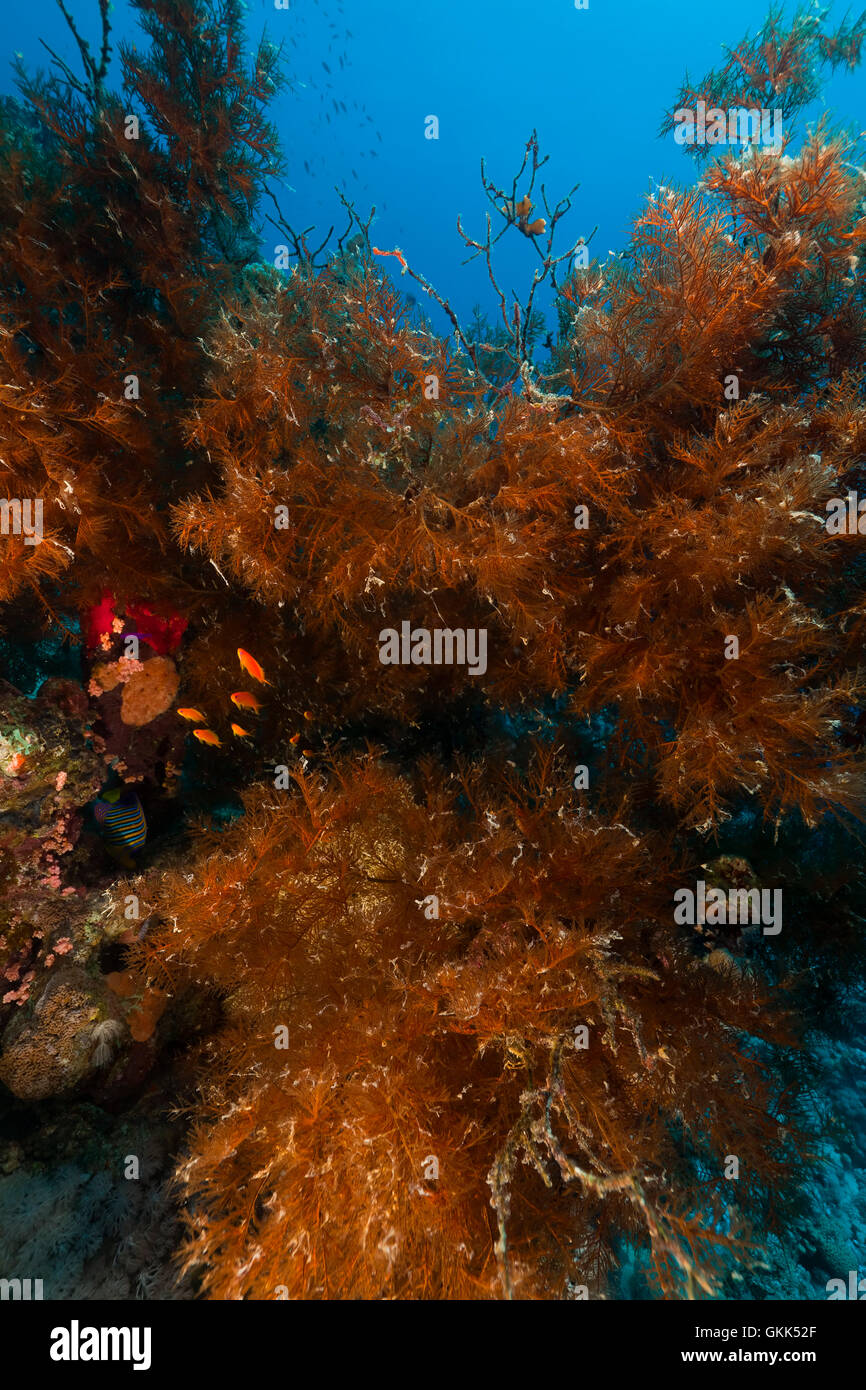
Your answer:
[177,650,313,755]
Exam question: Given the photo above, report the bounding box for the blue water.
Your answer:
[5,0,866,335]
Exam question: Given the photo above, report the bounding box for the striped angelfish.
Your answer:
[93,789,147,857]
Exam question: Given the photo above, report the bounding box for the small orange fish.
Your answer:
[301,749,314,757]
[231,691,263,713]
[289,732,301,745]
[177,707,206,722]
[231,723,252,739]
[193,729,222,747]
[303,710,315,721]
[237,648,271,685]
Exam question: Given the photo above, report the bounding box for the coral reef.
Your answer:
[1,0,865,1303]
[0,967,109,1101]
[127,754,801,1299]
[0,1097,194,1299]
[0,678,104,998]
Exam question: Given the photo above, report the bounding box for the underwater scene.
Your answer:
[1,0,866,1334]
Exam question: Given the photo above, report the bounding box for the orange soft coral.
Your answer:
[135,753,796,1300]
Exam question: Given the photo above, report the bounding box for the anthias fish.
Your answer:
[237,648,271,685]
[230,723,251,739]
[231,691,263,712]
[193,729,222,747]
[177,707,206,721]
[93,790,147,854]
